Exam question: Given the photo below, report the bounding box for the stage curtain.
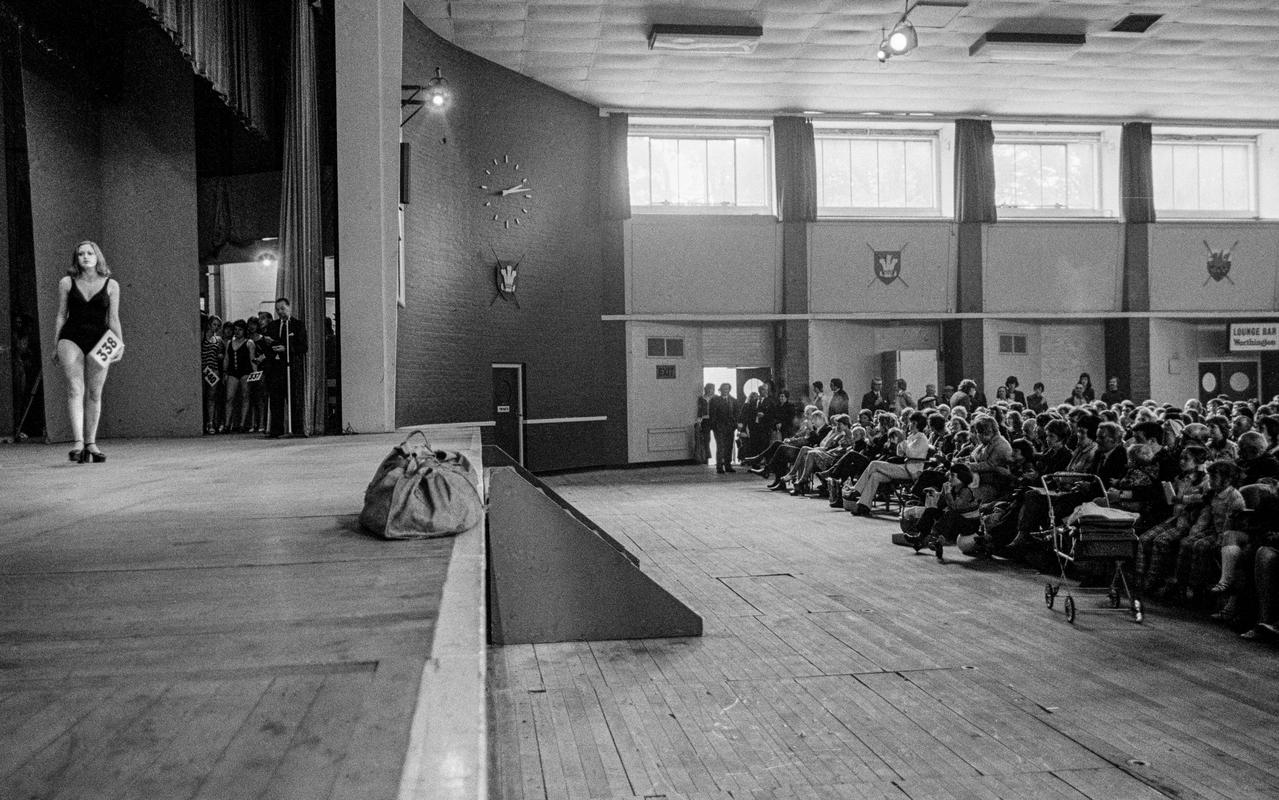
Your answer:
[954,118,997,223]
[136,0,269,135]
[275,0,323,434]
[1121,122,1156,223]
[773,116,817,222]
[604,113,631,221]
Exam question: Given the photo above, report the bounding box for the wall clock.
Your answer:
[479,154,533,229]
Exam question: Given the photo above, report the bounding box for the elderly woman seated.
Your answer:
[783,414,854,496]
[847,412,932,515]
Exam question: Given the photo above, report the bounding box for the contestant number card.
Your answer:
[90,331,123,366]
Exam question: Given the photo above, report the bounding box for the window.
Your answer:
[998,333,1028,355]
[815,131,939,215]
[646,337,685,358]
[628,123,772,213]
[993,133,1100,214]
[1153,137,1255,217]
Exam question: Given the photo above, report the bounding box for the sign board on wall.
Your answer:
[656,365,677,379]
[1229,322,1279,351]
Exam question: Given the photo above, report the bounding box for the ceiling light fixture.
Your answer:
[877,1,923,62]
[648,24,764,54]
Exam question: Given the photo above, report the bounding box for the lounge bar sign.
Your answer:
[1229,322,1279,351]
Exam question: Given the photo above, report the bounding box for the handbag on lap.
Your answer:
[359,430,484,539]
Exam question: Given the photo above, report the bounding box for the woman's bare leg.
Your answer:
[82,356,110,450]
[57,340,86,448]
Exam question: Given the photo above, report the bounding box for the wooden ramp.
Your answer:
[486,464,703,645]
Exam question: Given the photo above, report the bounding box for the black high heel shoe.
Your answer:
[82,443,106,463]
[68,442,84,463]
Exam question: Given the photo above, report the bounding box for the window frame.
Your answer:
[1152,134,1258,220]
[627,122,775,216]
[645,337,686,359]
[813,128,944,218]
[992,130,1105,218]
[998,333,1029,355]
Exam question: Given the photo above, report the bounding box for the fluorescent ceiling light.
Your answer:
[969,32,1086,62]
[648,24,763,54]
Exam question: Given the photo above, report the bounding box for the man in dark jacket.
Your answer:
[263,297,308,438]
[709,383,741,473]
[860,377,891,414]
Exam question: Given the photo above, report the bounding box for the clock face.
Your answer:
[479,154,533,230]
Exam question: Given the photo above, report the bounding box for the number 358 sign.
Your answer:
[90,331,124,366]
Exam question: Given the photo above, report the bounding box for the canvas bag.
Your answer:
[359,431,484,539]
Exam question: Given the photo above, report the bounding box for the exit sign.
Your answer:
[656,365,676,379]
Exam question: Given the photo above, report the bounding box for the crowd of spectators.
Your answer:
[720,373,1279,642]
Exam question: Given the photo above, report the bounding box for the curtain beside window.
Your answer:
[137,0,270,136]
[954,119,996,223]
[275,0,324,434]
[773,116,817,222]
[1120,122,1156,223]
[604,113,631,221]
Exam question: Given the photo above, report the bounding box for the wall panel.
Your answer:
[808,221,954,314]
[1148,223,1279,312]
[983,222,1122,313]
[625,322,703,463]
[628,217,780,315]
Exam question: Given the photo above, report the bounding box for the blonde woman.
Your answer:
[52,240,123,463]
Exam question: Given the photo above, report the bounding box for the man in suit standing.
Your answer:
[827,378,850,417]
[709,382,740,474]
[860,377,890,414]
[263,297,308,438]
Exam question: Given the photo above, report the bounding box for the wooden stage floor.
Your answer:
[0,431,478,800]
[489,465,1279,800]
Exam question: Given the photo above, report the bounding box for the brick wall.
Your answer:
[398,13,626,471]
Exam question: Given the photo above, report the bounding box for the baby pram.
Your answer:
[1038,473,1144,624]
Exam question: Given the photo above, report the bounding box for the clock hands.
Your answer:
[499,183,532,196]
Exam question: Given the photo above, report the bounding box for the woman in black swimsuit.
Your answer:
[52,240,124,463]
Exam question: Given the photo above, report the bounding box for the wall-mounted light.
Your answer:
[401,68,451,126]
[258,251,278,269]
[426,67,450,109]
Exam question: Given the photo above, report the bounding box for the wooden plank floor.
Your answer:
[488,465,1279,800]
[0,431,474,800]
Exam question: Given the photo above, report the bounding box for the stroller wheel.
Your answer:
[1044,582,1055,609]
[1064,595,1076,624]
[1132,599,1144,624]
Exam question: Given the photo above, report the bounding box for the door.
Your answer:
[1199,360,1259,405]
[492,364,524,464]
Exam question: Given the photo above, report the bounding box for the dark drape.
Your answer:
[275,0,323,434]
[773,116,817,222]
[137,0,270,135]
[1120,122,1156,223]
[603,113,631,221]
[954,119,997,223]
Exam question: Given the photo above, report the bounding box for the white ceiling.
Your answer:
[403,1,1279,124]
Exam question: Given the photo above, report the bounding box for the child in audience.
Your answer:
[1165,461,1245,603]
[905,463,980,560]
[1106,443,1158,514]
[1140,446,1210,593]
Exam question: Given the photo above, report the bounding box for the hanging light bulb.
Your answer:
[887,19,918,55]
[876,27,891,62]
[425,67,450,109]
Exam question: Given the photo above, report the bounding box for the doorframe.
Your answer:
[493,363,526,464]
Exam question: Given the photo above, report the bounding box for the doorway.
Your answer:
[1199,360,1260,404]
[701,365,772,465]
[492,364,525,464]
